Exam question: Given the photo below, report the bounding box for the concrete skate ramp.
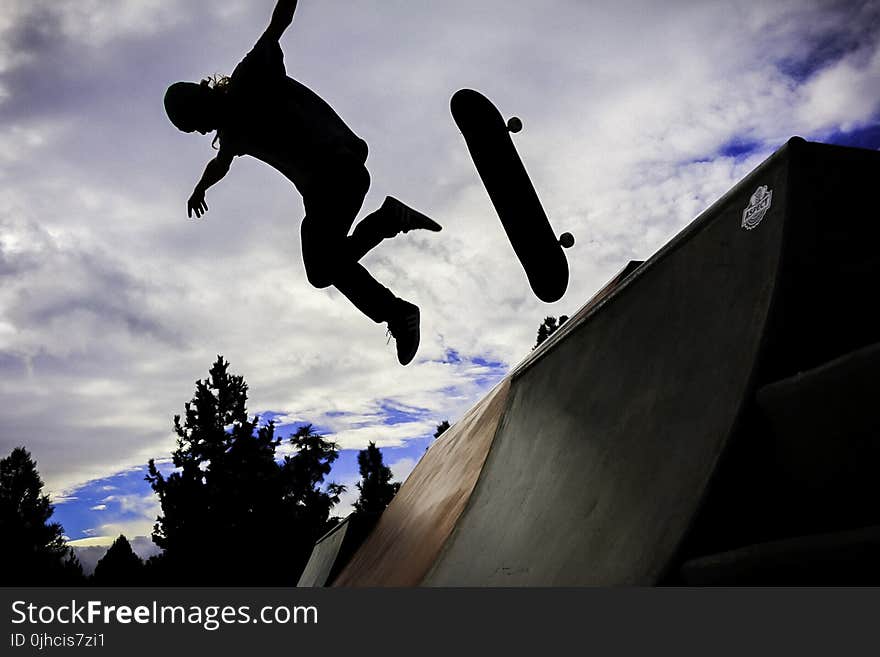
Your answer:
[332,139,814,586]
[422,146,790,585]
[333,379,511,586]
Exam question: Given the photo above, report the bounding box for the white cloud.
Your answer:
[325,421,436,451]
[389,456,418,484]
[796,42,880,133]
[100,493,160,515]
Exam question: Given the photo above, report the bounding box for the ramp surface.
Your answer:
[332,138,880,586]
[333,380,510,586]
[425,152,787,583]
[297,517,350,587]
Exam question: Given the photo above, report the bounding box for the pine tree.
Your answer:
[146,356,342,585]
[280,424,345,571]
[534,315,569,348]
[0,447,83,584]
[353,442,400,519]
[92,535,143,585]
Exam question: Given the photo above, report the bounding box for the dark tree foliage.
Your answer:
[281,424,346,572]
[145,356,343,585]
[426,419,451,452]
[434,421,450,439]
[321,443,401,578]
[534,315,569,349]
[352,442,400,520]
[92,535,143,585]
[62,552,85,583]
[0,447,83,585]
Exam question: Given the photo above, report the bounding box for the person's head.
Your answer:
[164,79,224,135]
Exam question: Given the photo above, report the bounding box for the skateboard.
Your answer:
[451,88,573,303]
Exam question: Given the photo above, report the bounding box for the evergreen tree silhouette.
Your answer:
[92,534,143,585]
[534,315,569,348]
[353,442,400,519]
[280,424,346,573]
[434,421,450,439]
[146,356,342,585]
[0,447,83,585]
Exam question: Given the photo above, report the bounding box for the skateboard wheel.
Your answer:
[559,232,575,248]
[507,117,523,133]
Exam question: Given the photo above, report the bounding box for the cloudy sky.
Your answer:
[2,0,878,560]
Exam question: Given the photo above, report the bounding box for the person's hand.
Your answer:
[187,189,208,218]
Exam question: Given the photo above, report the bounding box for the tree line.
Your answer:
[0,356,425,586]
[3,315,557,586]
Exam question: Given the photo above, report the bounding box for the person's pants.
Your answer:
[300,156,400,324]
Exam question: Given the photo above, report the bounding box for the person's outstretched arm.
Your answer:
[187,152,234,218]
[261,0,298,43]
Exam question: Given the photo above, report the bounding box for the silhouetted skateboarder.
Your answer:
[163,0,440,365]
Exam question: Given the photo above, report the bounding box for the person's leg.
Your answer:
[300,159,420,363]
[347,196,442,262]
[301,163,391,321]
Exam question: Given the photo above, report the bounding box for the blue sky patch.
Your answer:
[825,123,880,150]
[54,467,154,541]
[442,348,463,364]
[719,138,762,159]
[776,27,864,83]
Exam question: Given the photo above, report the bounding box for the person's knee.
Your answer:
[303,258,335,289]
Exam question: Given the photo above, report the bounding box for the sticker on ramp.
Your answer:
[741,185,773,230]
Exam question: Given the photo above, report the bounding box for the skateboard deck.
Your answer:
[451,88,572,303]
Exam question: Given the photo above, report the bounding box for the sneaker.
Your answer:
[386,300,420,365]
[383,196,442,234]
